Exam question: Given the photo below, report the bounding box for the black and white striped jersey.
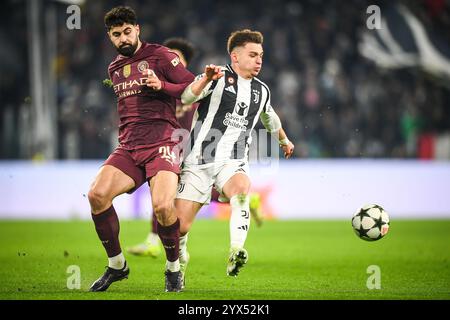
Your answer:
[184,64,277,165]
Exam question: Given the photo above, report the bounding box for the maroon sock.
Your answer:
[91,206,121,258]
[211,189,220,202]
[157,219,180,262]
[151,212,158,234]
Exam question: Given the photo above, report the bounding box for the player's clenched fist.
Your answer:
[145,69,162,90]
[281,141,295,159]
[204,64,224,81]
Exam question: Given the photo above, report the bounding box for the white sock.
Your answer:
[166,259,180,272]
[179,233,189,259]
[108,252,126,270]
[229,194,250,249]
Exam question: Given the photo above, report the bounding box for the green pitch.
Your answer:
[0,219,449,300]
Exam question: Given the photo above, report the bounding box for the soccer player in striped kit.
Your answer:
[176,29,294,286]
[126,38,266,259]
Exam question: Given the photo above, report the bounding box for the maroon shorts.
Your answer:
[104,143,181,193]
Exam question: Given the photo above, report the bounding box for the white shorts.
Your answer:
[176,160,250,205]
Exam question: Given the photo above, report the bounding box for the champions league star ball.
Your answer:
[352,204,390,241]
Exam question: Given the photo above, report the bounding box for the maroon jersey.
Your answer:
[108,42,195,150]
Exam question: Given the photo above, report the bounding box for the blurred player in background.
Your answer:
[126,38,264,258]
[176,29,294,286]
[88,6,194,293]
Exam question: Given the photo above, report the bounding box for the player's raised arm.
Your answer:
[145,49,195,98]
[181,64,223,105]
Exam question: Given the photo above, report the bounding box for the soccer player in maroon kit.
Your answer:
[88,6,194,292]
[126,37,198,258]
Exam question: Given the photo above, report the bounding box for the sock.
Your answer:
[91,205,122,258]
[166,260,180,272]
[229,194,250,249]
[108,252,126,270]
[151,212,158,233]
[157,218,180,267]
[179,233,189,259]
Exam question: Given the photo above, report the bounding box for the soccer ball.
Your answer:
[352,204,390,241]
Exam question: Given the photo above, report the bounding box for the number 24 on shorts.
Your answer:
[159,146,177,165]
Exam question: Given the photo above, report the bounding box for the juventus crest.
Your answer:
[252,89,260,104]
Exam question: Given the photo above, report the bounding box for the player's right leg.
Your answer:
[175,198,203,290]
[175,164,212,289]
[88,164,137,292]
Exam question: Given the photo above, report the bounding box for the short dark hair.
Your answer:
[163,38,196,65]
[104,6,137,31]
[227,29,263,54]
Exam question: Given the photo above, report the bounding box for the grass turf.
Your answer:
[0,219,449,300]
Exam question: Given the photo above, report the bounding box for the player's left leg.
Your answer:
[149,170,183,292]
[220,171,251,276]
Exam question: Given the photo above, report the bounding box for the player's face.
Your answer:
[233,43,263,78]
[108,23,140,57]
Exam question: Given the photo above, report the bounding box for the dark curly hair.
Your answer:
[104,6,137,31]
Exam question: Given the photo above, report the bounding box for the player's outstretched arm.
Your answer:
[181,64,223,104]
[143,48,196,98]
[192,64,223,95]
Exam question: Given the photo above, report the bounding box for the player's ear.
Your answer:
[135,24,140,37]
[230,51,238,64]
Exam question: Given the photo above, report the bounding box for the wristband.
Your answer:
[279,138,290,146]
